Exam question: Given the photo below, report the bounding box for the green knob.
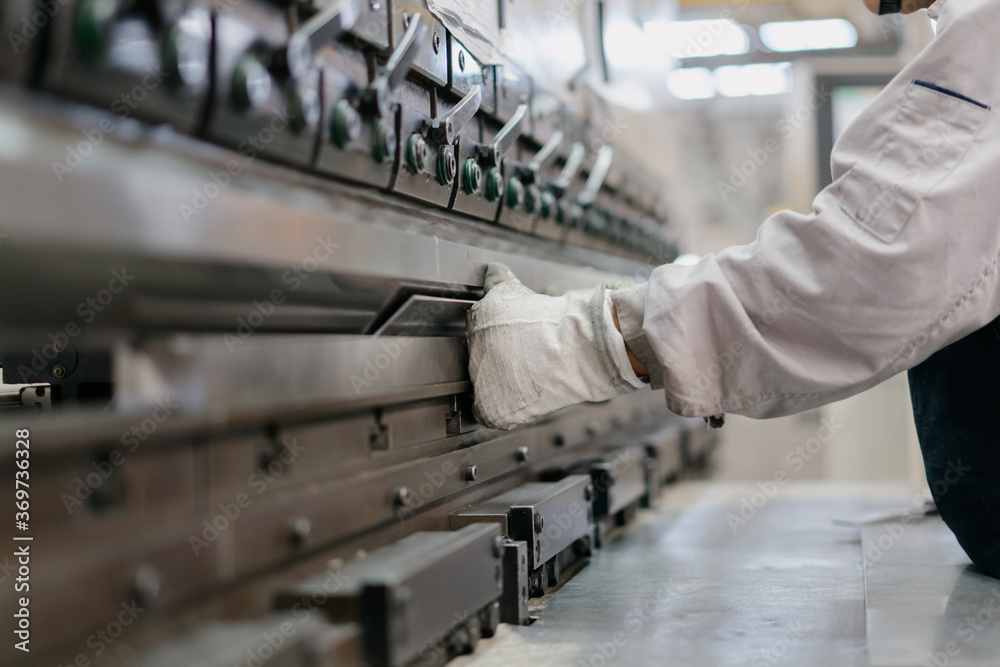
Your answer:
[437,146,457,186]
[232,55,273,112]
[462,158,482,194]
[506,176,525,210]
[77,0,118,61]
[485,168,504,203]
[330,100,361,148]
[407,134,429,173]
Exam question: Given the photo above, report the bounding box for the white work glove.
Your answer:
[466,263,647,430]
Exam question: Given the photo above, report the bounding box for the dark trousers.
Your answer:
[909,319,1000,578]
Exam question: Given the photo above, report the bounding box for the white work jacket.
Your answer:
[611,0,1000,419]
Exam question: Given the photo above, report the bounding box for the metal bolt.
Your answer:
[330,99,361,148]
[432,31,442,54]
[77,0,117,61]
[533,513,544,534]
[393,486,410,507]
[163,11,211,94]
[586,421,600,437]
[553,434,565,447]
[52,365,67,379]
[290,82,321,135]
[458,49,466,71]
[462,158,482,194]
[485,168,504,202]
[437,146,457,186]
[133,564,163,607]
[463,464,478,482]
[506,176,525,209]
[407,133,429,173]
[515,446,529,463]
[232,55,273,112]
[289,517,312,546]
[373,118,396,163]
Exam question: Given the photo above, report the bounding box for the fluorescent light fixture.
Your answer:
[667,67,716,100]
[714,62,792,97]
[759,19,858,52]
[646,19,750,59]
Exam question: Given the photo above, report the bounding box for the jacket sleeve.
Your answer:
[612,0,1000,418]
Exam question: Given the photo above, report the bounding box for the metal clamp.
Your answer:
[429,85,482,145]
[286,0,361,80]
[523,130,564,183]
[479,103,528,168]
[576,145,613,208]
[549,141,586,197]
[365,14,428,118]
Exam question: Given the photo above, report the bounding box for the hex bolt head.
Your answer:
[432,31,442,54]
[458,49,466,71]
[534,513,544,534]
[289,517,312,546]
[52,365,67,379]
[515,446,529,463]
[463,464,478,482]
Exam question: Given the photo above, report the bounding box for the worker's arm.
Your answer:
[468,0,1000,429]
[612,0,1000,418]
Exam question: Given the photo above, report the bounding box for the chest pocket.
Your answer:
[839,80,989,243]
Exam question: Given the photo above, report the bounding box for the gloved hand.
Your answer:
[466,263,647,430]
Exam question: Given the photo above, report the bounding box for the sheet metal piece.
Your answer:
[373,295,475,337]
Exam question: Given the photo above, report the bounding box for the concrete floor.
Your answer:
[452,482,1000,667]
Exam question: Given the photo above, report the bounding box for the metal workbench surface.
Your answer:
[450,482,1000,667]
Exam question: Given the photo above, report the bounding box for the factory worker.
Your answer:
[467,0,1000,577]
